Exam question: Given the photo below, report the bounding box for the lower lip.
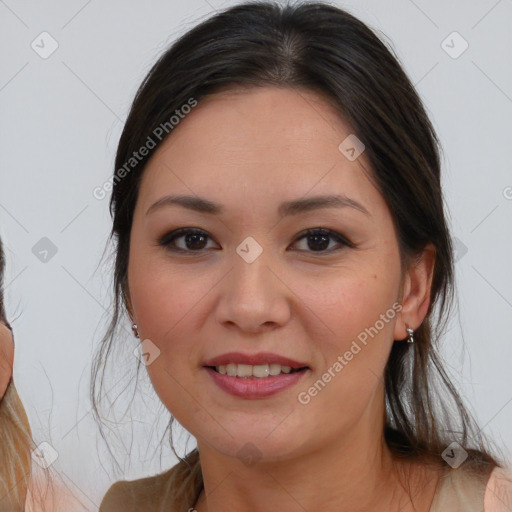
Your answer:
[204,367,309,399]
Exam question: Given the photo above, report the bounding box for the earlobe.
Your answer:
[123,284,139,337]
[393,243,436,341]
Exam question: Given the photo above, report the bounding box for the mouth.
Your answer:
[202,352,310,398]
[203,364,310,399]
[205,363,309,379]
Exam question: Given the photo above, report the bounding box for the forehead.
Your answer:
[137,87,381,217]
[155,86,354,163]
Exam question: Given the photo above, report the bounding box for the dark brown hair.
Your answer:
[92,0,506,497]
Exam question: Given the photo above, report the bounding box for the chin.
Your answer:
[193,416,310,463]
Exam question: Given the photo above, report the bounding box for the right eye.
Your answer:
[158,228,219,253]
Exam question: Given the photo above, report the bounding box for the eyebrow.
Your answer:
[146,193,371,218]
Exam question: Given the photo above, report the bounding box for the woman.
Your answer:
[0,238,86,512]
[0,237,32,511]
[95,2,512,511]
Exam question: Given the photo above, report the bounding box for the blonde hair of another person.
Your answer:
[1,239,94,512]
[0,237,32,510]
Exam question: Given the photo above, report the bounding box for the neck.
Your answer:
[194,394,439,512]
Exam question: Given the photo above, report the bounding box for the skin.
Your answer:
[0,322,14,399]
[126,86,439,512]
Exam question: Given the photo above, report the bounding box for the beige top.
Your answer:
[99,459,512,512]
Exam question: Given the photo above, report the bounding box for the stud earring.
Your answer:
[131,323,140,338]
[406,326,414,344]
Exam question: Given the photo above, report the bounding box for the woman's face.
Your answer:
[127,87,430,461]
[0,322,14,398]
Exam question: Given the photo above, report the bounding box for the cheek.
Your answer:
[307,269,398,346]
[0,326,14,399]
[127,256,215,413]
[303,271,399,404]
[128,251,209,342]
[129,270,200,425]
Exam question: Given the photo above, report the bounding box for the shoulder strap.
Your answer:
[429,467,491,512]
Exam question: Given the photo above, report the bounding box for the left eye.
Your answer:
[292,228,353,253]
[158,227,353,254]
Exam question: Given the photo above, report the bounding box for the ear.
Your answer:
[393,243,436,341]
[122,280,135,324]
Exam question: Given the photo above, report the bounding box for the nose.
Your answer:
[214,248,291,334]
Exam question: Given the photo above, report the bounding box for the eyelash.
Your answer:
[157,227,355,255]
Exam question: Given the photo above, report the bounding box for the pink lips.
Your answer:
[202,352,310,399]
[202,352,309,369]
[204,367,308,399]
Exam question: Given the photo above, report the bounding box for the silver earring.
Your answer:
[131,323,140,338]
[406,326,414,344]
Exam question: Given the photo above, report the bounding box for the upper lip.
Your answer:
[203,352,309,369]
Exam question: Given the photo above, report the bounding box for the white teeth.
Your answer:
[269,363,281,376]
[237,364,253,378]
[252,364,269,378]
[214,363,301,378]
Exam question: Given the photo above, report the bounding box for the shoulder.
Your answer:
[25,465,91,512]
[99,452,203,512]
[484,465,512,512]
[99,468,175,512]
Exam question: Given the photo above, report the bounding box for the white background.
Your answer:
[1,0,511,508]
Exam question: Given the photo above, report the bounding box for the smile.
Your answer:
[211,363,306,378]
[203,365,309,399]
